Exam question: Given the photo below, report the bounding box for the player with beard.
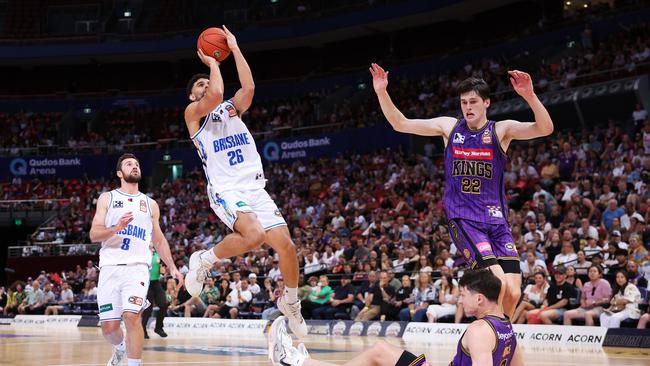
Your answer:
[90,153,184,366]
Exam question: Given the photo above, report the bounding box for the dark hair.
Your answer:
[458,268,501,302]
[613,270,629,295]
[457,77,490,100]
[187,73,209,97]
[116,153,139,172]
[589,264,603,275]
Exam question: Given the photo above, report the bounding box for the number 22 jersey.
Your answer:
[191,100,266,201]
[443,119,508,225]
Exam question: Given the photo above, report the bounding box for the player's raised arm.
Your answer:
[184,49,224,125]
[369,63,456,138]
[225,25,255,115]
[497,70,554,146]
[465,321,498,366]
[149,199,184,289]
[89,192,132,243]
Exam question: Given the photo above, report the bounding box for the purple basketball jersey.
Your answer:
[444,119,508,224]
[451,315,516,366]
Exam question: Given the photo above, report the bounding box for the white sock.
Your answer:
[285,287,298,303]
[127,359,141,366]
[115,339,126,352]
[199,249,219,265]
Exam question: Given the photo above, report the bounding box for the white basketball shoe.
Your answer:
[184,249,210,297]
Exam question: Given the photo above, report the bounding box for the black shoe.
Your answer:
[154,328,168,338]
[144,330,150,339]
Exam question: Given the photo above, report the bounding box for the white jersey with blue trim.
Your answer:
[191,100,266,201]
[99,189,153,268]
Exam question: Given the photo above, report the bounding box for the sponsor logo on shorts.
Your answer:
[476,242,492,254]
[505,243,516,252]
[236,201,249,208]
[128,296,144,306]
[140,200,147,213]
[274,209,283,217]
[99,304,113,313]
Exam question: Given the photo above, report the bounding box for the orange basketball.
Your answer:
[197,27,231,62]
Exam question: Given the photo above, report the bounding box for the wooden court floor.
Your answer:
[1,326,648,366]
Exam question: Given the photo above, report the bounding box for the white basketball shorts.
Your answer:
[97,264,150,322]
[211,188,287,231]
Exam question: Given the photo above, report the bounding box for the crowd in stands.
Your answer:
[2,103,650,328]
[1,21,649,155]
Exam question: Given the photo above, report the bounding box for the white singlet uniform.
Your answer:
[97,189,153,321]
[191,100,286,231]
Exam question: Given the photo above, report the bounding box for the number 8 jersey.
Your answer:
[443,119,508,225]
[191,100,266,201]
[99,189,153,268]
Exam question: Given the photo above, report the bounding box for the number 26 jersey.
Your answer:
[191,100,266,200]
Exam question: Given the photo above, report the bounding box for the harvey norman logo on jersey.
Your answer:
[262,137,331,161]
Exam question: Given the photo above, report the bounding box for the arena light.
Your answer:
[624,80,635,90]
[580,87,593,98]
[512,100,524,111]
[550,94,562,104]
[595,85,607,96]
[124,10,131,17]
[608,82,621,93]
[500,102,511,112]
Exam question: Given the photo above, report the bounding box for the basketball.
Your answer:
[197,27,231,62]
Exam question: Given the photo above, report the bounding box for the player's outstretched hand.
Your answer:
[222,25,238,51]
[508,70,535,100]
[170,267,184,291]
[114,212,134,233]
[369,63,389,93]
[197,48,220,68]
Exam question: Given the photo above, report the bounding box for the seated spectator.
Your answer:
[627,261,648,289]
[18,281,45,314]
[247,273,261,296]
[629,234,648,264]
[384,275,412,320]
[600,270,642,328]
[355,271,392,321]
[526,266,576,324]
[3,282,25,316]
[574,250,592,277]
[607,249,629,279]
[399,272,434,322]
[45,281,74,315]
[426,273,458,322]
[250,277,273,315]
[312,275,355,320]
[513,272,549,324]
[565,266,583,290]
[262,277,285,320]
[174,277,219,318]
[553,242,578,267]
[583,236,603,257]
[563,265,612,326]
[211,279,253,319]
[301,275,334,319]
[520,250,548,280]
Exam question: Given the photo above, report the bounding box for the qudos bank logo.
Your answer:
[10,158,27,176]
[263,142,280,162]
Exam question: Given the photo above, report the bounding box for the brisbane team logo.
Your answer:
[349,322,364,336]
[385,322,403,337]
[332,321,347,336]
[366,322,382,337]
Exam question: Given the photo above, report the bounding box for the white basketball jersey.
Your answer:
[99,189,153,268]
[191,100,266,202]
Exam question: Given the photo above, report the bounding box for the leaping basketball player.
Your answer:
[90,153,184,366]
[183,26,307,337]
[369,64,552,366]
